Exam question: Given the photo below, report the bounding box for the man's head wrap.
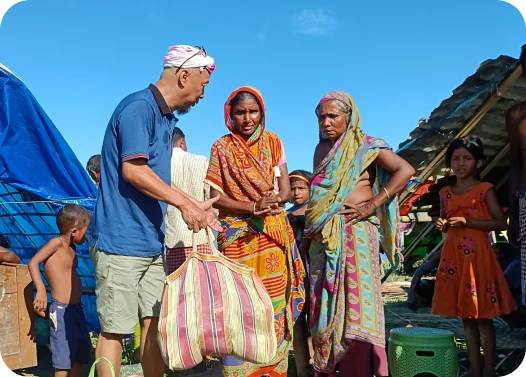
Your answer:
[163,45,215,74]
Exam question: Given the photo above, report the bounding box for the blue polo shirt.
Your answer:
[87,85,178,257]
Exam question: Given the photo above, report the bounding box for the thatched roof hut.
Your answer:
[398,55,524,223]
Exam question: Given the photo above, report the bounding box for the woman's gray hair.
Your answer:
[315,100,352,122]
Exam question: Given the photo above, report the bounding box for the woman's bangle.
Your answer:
[252,202,256,214]
[383,187,391,200]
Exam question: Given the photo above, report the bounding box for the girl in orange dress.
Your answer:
[432,136,516,377]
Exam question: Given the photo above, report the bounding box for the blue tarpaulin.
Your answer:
[0,64,100,332]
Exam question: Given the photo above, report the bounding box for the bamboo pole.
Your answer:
[481,144,510,177]
[384,65,520,284]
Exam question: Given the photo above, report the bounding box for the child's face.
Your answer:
[291,180,310,207]
[71,225,88,245]
[450,147,481,179]
[89,170,100,185]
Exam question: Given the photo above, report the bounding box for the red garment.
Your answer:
[400,180,434,216]
[165,244,211,275]
[314,340,388,377]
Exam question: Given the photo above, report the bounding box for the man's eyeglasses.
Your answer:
[175,46,207,74]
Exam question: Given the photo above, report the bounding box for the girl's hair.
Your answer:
[289,170,312,184]
[230,91,262,115]
[445,135,485,170]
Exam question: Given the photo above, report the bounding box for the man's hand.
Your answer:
[180,196,221,233]
[198,197,222,232]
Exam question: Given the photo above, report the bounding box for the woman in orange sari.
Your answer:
[205,87,306,377]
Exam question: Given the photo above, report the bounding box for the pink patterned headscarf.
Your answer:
[317,91,353,111]
[163,45,216,74]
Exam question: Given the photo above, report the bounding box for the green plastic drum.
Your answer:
[388,327,459,377]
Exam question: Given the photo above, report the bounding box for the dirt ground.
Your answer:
[382,280,526,376]
[14,348,300,377]
[14,280,525,377]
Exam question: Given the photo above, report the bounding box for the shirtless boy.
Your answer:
[506,44,526,309]
[28,204,91,377]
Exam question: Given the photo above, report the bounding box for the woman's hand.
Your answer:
[436,218,449,232]
[448,217,468,228]
[339,201,377,224]
[254,193,280,215]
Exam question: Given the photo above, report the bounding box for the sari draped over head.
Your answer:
[205,87,305,377]
[305,91,403,374]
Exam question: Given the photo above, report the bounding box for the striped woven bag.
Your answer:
[157,230,277,371]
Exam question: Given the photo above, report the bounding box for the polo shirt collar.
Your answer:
[148,84,172,116]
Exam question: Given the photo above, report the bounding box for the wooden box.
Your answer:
[0,263,37,370]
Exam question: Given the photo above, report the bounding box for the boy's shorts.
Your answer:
[90,247,166,334]
[49,300,91,369]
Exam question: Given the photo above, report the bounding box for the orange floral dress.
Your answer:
[431,183,516,319]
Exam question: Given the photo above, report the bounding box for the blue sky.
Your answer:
[0,0,524,175]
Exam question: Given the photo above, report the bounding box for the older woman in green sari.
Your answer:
[302,91,414,377]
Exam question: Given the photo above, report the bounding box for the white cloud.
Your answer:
[291,8,337,36]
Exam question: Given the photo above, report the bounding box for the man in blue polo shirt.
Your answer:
[88,45,219,377]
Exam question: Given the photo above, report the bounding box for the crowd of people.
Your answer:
[16,44,526,377]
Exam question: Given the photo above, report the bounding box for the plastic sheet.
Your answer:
[0,64,99,332]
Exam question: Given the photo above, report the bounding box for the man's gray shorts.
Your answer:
[90,247,166,334]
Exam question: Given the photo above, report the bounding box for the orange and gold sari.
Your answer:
[205,87,305,377]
